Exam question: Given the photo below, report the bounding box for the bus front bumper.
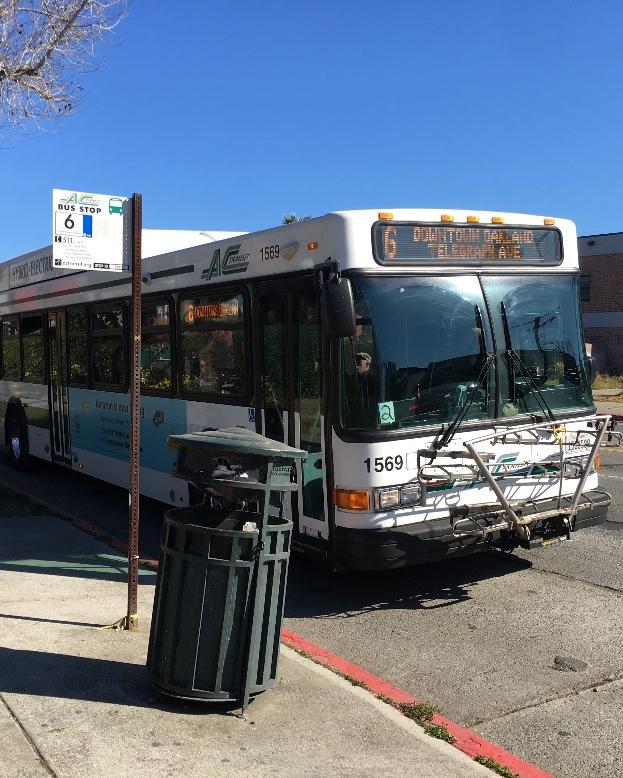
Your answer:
[334,489,611,571]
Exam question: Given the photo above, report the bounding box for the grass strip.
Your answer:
[474,755,520,778]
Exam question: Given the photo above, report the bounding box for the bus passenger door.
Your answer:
[257,285,328,544]
[290,289,328,541]
[259,293,288,446]
[47,310,72,464]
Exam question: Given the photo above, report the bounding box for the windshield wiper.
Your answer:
[500,301,555,422]
[434,352,495,450]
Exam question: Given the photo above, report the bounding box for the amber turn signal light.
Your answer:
[333,488,371,511]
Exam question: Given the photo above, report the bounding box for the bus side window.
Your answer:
[91,304,126,389]
[179,293,246,399]
[68,306,89,386]
[2,316,21,380]
[141,299,172,392]
[21,313,45,383]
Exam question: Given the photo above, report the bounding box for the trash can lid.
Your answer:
[169,427,307,461]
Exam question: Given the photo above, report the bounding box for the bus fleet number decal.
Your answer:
[364,455,404,473]
[260,244,280,261]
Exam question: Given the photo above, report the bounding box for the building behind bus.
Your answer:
[579,231,623,373]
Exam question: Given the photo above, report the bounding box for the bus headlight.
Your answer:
[374,484,422,511]
[400,484,422,506]
[376,488,401,511]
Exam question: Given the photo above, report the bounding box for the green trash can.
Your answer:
[146,428,306,709]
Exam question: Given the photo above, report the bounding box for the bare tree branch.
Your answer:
[0,0,127,131]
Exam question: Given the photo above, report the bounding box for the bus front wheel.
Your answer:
[6,409,32,471]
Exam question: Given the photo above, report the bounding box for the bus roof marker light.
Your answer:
[308,241,319,251]
[466,215,480,223]
[544,218,556,225]
[378,212,394,220]
[491,216,505,224]
[440,214,454,222]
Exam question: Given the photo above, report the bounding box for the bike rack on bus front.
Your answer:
[417,415,616,543]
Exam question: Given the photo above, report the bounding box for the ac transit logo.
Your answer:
[59,192,101,208]
[201,244,250,281]
[490,453,520,475]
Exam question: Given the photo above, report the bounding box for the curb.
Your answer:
[281,629,553,778]
[0,476,160,568]
[2,477,552,778]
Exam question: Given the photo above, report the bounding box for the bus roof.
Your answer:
[0,210,578,311]
[0,229,245,293]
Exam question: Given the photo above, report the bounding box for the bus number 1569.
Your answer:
[364,455,404,473]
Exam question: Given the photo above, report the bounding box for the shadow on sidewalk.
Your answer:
[0,613,109,628]
[0,514,157,583]
[0,645,238,714]
[0,552,157,583]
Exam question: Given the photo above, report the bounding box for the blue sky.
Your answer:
[2,0,623,260]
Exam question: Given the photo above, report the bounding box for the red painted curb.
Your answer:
[281,628,554,778]
[0,476,160,568]
[3,477,552,776]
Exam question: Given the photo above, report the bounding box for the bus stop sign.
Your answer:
[52,189,129,272]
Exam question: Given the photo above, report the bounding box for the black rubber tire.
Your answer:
[6,408,33,471]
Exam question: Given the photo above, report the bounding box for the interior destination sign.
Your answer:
[374,223,562,263]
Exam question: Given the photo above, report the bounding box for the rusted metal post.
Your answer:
[127,193,142,631]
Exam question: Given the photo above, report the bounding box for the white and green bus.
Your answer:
[0,209,611,569]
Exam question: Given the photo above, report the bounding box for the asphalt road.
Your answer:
[1,451,622,778]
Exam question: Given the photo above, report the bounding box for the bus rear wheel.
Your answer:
[6,409,32,471]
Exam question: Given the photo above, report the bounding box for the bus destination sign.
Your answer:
[373,223,562,264]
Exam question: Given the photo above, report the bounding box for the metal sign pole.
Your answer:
[127,193,142,631]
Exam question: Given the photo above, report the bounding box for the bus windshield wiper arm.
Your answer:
[500,301,555,422]
[434,352,495,451]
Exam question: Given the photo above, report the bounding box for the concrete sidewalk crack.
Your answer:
[469,673,623,727]
[1,693,58,777]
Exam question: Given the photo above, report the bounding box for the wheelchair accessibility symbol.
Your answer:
[378,401,396,425]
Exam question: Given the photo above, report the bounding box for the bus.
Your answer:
[0,209,611,570]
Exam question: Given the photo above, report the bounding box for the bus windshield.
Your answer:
[339,275,592,433]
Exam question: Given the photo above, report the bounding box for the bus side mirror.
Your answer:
[323,276,356,337]
[587,356,595,386]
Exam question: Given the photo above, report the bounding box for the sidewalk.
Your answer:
[0,512,491,778]
[594,392,623,421]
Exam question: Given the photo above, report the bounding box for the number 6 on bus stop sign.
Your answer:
[54,211,93,238]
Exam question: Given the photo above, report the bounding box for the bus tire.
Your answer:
[6,408,33,471]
